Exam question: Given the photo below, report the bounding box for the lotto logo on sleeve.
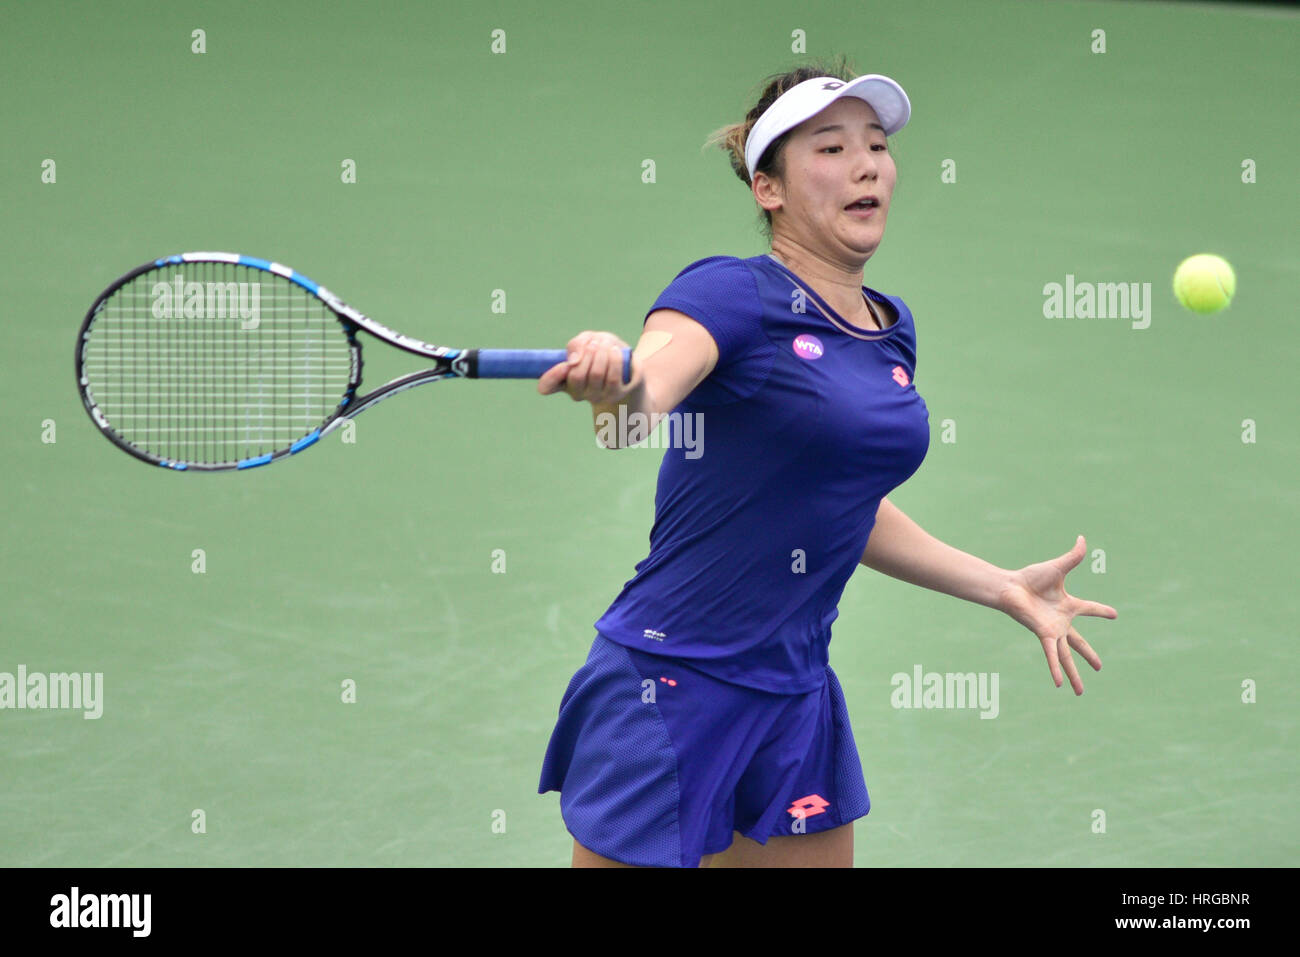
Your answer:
[792,334,824,360]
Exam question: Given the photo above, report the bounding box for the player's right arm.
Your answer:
[537,309,719,446]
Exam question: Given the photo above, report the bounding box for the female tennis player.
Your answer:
[536,59,1118,868]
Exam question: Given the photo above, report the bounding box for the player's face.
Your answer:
[772,97,896,263]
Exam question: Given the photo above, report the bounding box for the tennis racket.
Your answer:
[75,252,630,472]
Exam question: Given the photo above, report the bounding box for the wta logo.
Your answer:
[792,334,824,360]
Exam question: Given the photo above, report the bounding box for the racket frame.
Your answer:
[76,252,595,472]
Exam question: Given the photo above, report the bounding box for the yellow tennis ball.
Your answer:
[1173,254,1235,314]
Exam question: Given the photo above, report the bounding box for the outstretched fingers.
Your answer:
[1068,626,1102,672]
[1074,597,1119,620]
[1058,635,1084,695]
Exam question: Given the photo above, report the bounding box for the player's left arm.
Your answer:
[859,497,1118,694]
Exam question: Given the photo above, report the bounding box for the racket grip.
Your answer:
[474,347,632,384]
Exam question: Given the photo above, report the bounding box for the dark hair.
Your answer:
[703,55,858,239]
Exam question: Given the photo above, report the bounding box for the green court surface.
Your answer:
[1,0,1295,867]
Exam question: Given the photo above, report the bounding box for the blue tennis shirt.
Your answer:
[593,254,931,694]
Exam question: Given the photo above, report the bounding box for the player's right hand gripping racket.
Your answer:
[76,252,631,471]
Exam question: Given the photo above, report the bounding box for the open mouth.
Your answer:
[845,197,880,211]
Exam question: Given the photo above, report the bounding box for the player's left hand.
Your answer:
[997,535,1118,695]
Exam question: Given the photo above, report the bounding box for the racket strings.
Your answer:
[81,262,354,466]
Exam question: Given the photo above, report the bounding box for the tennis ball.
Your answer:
[1173,254,1235,314]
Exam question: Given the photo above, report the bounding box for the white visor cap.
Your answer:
[744,74,911,179]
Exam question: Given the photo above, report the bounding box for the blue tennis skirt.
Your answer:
[538,633,870,867]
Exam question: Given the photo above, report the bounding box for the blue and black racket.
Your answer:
[76,252,630,471]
